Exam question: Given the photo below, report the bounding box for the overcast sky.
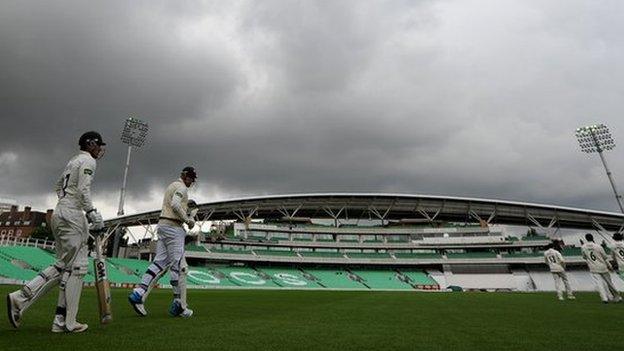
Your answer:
[2,0,624,218]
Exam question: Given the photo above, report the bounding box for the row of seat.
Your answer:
[206,247,580,260]
[0,245,438,290]
[0,246,139,284]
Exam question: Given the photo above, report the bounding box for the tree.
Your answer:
[30,225,53,241]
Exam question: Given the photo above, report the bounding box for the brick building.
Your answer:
[0,199,16,214]
[0,206,53,238]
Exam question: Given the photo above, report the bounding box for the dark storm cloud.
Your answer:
[0,0,243,208]
[2,0,624,217]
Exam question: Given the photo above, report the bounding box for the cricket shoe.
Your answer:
[181,308,194,318]
[65,322,88,333]
[567,295,576,300]
[7,291,24,328]
[128,291,147,317]
[168,300,183,317]
[51,315,65,333]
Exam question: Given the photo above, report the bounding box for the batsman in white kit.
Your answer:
[128,167,197,318]
[611,232,624,274]
[581,233,622,303]
[543,242,575,300]
[7,131,106,332]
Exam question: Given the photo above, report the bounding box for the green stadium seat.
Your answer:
[394,252,441,259]
[301,268,367,289]
[213,266,281,287]
[108,257,171,283]
[0,246,56,271]
[387,237,409,243]
[256,267,323,288]
[346,252,391,259]
[0,257,38,280]
[349,270,413,290]
[85,258,141,284]
[398,270,439,288]
[247,236,267,241]
[446,252,498,259]
[185,266,239,287]
[502,251,543,258]
[301,251,344,258]
[254,249,298,257]
[521,235,549,241]
[185,244,207,252]
[562,247,582,256]
[210,248,253,255]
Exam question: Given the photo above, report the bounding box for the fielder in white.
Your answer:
[611,232,624,274]
[581,233,622,303]
[7,131,106,333]
[544,242,575,300]
[128,167,197,318]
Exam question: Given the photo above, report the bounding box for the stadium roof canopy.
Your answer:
[104,193,624,232]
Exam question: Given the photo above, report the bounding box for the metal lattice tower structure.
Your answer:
[575,124,623,214]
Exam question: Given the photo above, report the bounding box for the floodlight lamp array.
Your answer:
[575,124,615,153]
[120,117,149,147]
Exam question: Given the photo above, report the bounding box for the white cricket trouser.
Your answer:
[14,206,88,329]
[551,272,573,298]
[590,272,620,302]
[135,225,187,304]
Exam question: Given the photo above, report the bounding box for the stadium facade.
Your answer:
[2,193,624,292]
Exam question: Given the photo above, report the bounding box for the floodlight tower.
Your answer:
[575,124,624,214]
[117,117,149,216]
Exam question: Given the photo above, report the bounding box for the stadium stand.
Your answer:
[254,249,298,257]
[346,252,391,259]
[301,268,367,289]
[108,257,172,283]
[91,258,140,284]
[108,257,149,275]
[349,269,413,290]
[185,243,208,252]
[398,270,439,289]
[442,273,518,291]
[185,266,239,287]
[521,234,549,241]
[387,236,409,243]
[211,248,253,255]
[393,252,441,259]
[502,251,543,258]
[0,246,56,271]
[446,252,498,259]
[0,257,37,281]
[562,247,583,256]
[256,267,324,288]
[300,251,344,258]
[215,266,282,287]
[3,220,616,292]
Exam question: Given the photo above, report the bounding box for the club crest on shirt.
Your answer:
[84,169,93,175]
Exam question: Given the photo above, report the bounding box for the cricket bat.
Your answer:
[94,234,113,324]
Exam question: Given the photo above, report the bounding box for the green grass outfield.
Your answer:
[0,285,622,351]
